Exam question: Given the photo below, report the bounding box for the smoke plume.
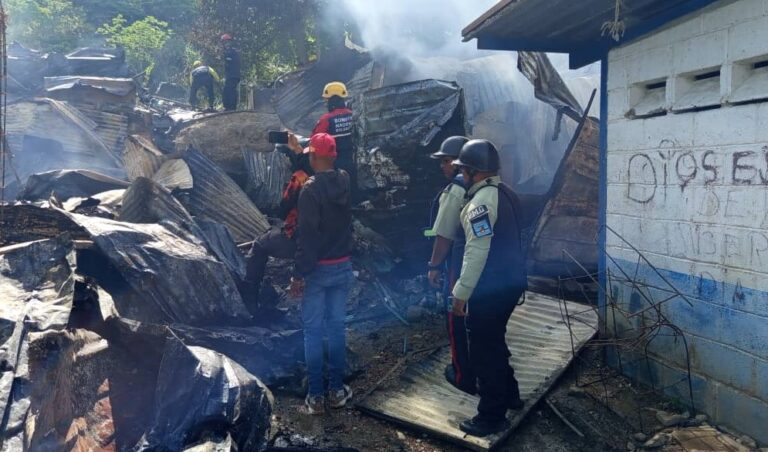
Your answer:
[340,0,497,61]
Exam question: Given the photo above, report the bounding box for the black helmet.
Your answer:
[430,136,469,159]
[453,139,500,172]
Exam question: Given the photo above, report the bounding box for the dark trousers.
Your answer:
[336,151,357,201]
[466,289,523,421]
[223,78,240,110]
[244,227,295,312]
[189,75,214,109]
[445,257,475,394]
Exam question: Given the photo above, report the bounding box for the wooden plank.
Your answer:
[357,292,598,451]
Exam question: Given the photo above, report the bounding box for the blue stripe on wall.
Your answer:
[606,257,768,442]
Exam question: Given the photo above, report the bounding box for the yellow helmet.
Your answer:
[193,60,203,67]
[322,81,348,99]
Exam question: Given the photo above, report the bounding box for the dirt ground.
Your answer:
[266,311,693,452]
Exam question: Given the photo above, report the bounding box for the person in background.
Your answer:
[451,139,527,437]
[424,136,476,395]
[220,33,241,111]
[243,133,312,313]
[313,81,356,199]
[289,133,354,415]
[188,60,220,111]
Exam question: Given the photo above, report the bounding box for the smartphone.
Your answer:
[268,130,289,144]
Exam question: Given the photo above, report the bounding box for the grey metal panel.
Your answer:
[357,292,598,451]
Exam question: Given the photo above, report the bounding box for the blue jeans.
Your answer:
[302,261,353,396]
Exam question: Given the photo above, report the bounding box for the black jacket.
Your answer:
[295,170,353,276]
[224,47,241,79]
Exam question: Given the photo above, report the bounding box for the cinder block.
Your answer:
[693,105,758,147]
[753,102,768,142]
[716,384,768,444]
[618,15,704,59]
[702,0,767,32]
[673,30,727,75]
[607,57,627,90]
[640,113,695,148]
[709,337,768,402]
[626,45,675,85]
[608,119,646,151]
[728,15,768,62]
[608,88,629,121]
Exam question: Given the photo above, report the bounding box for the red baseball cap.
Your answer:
[304,133,337,158]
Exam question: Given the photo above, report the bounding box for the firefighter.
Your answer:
[243,133,312,313]
[425,136,476,395]
[313,81,356,199]
[221,33,241,110]
[188,60,220,110]
[451,139,526,437]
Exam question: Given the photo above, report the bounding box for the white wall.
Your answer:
[606,0,768,442]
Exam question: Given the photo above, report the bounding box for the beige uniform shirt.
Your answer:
[432,182,466,241]
[452,176,501,301]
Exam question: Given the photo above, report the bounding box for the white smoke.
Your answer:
[340,0,497,61]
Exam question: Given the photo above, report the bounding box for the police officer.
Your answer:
[451,139,526,437]
[313,82,356,199]
[188,60,220,110]
[425,136,476,395]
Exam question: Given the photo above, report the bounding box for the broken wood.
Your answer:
[545,398,585,438]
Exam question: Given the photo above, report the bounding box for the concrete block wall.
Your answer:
[605,0,768,443]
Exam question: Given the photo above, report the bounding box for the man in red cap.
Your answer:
[289,133,354,415]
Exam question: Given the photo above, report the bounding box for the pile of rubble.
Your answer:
[1,40,602,451]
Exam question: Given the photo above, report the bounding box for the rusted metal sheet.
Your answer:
[357,292,598,451]
[528,114,600,277]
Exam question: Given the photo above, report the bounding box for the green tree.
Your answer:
[97,14,172,74]
[6,0,90,52]
[190,0,326,84]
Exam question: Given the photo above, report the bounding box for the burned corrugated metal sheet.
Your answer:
[120,177,246,281]
[357,293,598,451]
[360,79,465,151]
[77,107,130,152]
[355,79,467,274]
[18,169,129,202]
[153,159,193,190]
[180,149,270,242]
[68,213,252,327]
[273,42,378,135]
[528,117,600,277]
[4,99,126,199]
[124,135,167,181]
[0,204,87,246]
[243,149,291,212]
[44,76,136,97]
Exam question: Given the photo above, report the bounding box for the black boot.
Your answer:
[444,364,477,395]
[507,397,524,410]
[459,416,509,437]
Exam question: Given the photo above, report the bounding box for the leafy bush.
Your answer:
[97,14,171,74]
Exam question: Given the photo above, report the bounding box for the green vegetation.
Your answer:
[5,0,353,88]
[6,0,89,52]
[97,14,172,75]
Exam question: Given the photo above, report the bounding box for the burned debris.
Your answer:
[0,18,610,450]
